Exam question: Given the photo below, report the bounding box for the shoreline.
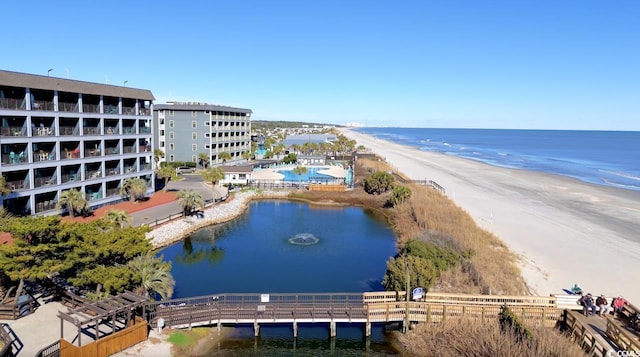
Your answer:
[340,128,640,303]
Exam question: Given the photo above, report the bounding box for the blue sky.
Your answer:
[2,1,639,130]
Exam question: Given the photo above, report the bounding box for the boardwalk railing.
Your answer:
[144,291,567,338]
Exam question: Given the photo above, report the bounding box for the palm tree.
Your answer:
[120,178,148,202]
[177,190,204,216]
[128,253,175,300]
[292,165,308,182]
[197,152,210,169]
[219,151,232,164]
[104,209,132,229]
[56,188,87,217]
[156,165,176,191]
[153,149,165,170]
[202,167,224,200]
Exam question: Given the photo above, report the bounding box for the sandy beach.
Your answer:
[341,128,640,303]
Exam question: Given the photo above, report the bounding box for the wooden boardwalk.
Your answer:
[145,291,565,337]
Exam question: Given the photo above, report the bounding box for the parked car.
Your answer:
[176,166,195,175]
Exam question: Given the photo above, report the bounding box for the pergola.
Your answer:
[57,291,148,347]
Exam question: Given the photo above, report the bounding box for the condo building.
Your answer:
[0,70,155,216]
[153,102,252,166]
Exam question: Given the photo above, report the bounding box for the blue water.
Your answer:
[276,166,336,183]
[354,128,640,192]
[158,200,398,355]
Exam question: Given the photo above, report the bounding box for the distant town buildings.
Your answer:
[153,102,252,166]
[0,70,155,216]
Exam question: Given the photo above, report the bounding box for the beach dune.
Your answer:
[341,129,640,303]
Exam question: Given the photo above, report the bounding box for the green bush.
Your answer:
[387,185,412,207]
[363,171,395,195]
[382,255,439,291]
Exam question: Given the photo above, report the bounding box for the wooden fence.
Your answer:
[308,184,347,192]
[58,317,147,357]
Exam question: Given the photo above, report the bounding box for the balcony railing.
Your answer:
[59,126,79,136]
[61,173,79,183]
[35,126,54,136]
[82,103,100,113]
[123,146,135,154]
[1,126,25,137]
[87,191,102,200]
[124,166,136,173]
[32,100,54,111]
[58,102,79,112]
[35,176,57,187]
[123,107,135,115]
[105,126,119,135]
[105,147,120,155]
[6,179,28,191]
[62,150,80,160]
[123,127,135,134]
[85,148,101,157]
[106,167,120,176]
[139,108,150,116]
[104,105,118,114]
[83,127,100,135]
[86,170,102,179]
[2,153,28,164]
[33,151,55,162]
[0,98,26,110]
[106,187,120,197]
[139,127,151,134]
[36,200,57,213]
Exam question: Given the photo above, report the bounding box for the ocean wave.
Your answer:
[601,178,640,191]
[598,169,640,182]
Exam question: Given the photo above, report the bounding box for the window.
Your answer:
[169,120,174,128]
[159,118,164,125]
[191,111,197,117]
[169,132,174,139]
[169,154,175,161]
[192,144,197,151]
[169,143,175,150]
[205,144,210,149]
[192,132,197,140]
[160,141,165,148]
[169,110,174,116]
[192,155,197,162]
[205,133,210,138]
[160,129,165,136]
[192,121,197,128]
[205,121,210,126]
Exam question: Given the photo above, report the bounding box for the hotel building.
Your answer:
[0,70,155,216]
[153,102,252,166]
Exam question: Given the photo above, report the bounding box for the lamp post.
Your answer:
[123,80,128,87]
[47,68,53,77]
[404,256,410,333]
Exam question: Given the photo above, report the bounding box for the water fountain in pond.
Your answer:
[288,233,320,245]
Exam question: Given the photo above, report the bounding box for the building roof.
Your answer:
[0,70,155,100]
[219,165,253,173]
[155,102,252,114]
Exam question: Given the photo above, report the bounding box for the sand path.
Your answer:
[342,129,640,302]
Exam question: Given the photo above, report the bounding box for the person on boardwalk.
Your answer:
[611,296,629,316]
[580,293,597,316]
[596,294,612,316]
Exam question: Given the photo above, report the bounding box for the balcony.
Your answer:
[123,146,136,154]
[83,127,100,135]
[61,172,79,183]
[31,100,54,111]
[87,191,103,201]
[104,105,119,115]
[59,126,79,136]
[105,126,119,135]
[34,176,57,188]
[35,200,57,214]
[62,149,80,160]
[1,126,25,137]
[86,170,102,179]
[106,167,120,176]
[86,148,102,157]
[33,151,55,162]
[0,98,26,110]
[82,103,100,113]
[58,101,79,113]
[35,125,54,136]
[2,152,27,164]
[105,147,120,156]
[6,179,28,191]
[123,106,135,115]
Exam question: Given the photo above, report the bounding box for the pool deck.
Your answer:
[253,165,346,180]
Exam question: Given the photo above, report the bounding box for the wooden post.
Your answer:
[293,321,298,338]
[365,322,371,337]
[217,321,221,336]
[330,321,336,338]
[254,322,260,337]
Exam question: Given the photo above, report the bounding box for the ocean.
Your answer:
[353,128,640,192]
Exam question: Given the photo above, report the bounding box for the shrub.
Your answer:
[387,185,412,207]
[363,171,395,195]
